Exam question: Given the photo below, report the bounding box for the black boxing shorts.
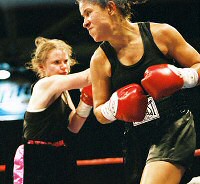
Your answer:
[146,110,196,168]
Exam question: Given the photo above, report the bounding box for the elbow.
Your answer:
[68,126,80,134]
[93,108,112,124]
[72,129,80,134]
[95,115,105,124]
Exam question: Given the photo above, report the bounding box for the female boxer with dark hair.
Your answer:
[76,0,200,183]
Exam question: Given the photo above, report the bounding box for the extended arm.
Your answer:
[27,68,91,111]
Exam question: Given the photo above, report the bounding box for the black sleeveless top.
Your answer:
[100,22,191,121]
[100,22,175,93]
[23,96,71,142]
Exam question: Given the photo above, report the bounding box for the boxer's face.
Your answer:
[41,49,70,77]
[79,0,114,42]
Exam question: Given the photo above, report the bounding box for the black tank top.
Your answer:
[100,22,175,93]
[23,96,71,142]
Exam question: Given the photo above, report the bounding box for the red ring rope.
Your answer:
[195,149,200,157]
[77,157,123,166]
[0,165,6,172]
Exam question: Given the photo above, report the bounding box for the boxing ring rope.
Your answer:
[195,149,200,157]
[77,157,123,166]
[0,149,199,172]
[0,165,6,172]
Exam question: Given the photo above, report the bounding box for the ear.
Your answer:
[38,64,44,70]
[38,64,46,75]
[107,1,117,15]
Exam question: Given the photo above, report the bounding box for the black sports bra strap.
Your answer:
[144,22,150,30]
[138,22,154,41]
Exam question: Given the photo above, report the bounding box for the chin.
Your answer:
[89,32,102,42]
[92,36,104,43]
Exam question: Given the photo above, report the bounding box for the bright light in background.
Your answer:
[0,81,31,121]
[0,63,32,120]
[1,99,27,113]
[0,70,11,79]
[0,63,11,79]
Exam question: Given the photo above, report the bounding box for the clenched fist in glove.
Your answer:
[101,84,148,122]
[76,85,93,118]
[141,64,199,100]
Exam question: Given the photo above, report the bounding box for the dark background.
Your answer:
[0,0,200,183]
[0,0,199,68]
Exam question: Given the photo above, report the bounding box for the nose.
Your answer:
[83,18,89,29]
[60,62,67,70]
[60,63,70,74]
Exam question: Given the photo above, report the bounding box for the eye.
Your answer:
[54,60,60,64]
[64,59,68,64]
[84,9,91,18]
[85,11,90,17]
[86,10,92,17]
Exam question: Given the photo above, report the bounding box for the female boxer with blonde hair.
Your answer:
[13,37,92,184]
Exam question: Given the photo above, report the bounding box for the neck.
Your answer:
[108,21,138,50]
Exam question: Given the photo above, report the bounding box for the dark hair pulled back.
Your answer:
[76,0,148,20]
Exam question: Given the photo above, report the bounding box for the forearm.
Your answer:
[51,68,91,92]
[83,68,91,85]
[68,111,87,133]
[68,85,93,132]
[71,68,91,89]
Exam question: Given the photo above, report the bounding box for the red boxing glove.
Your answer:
[101,84,148,122]
[76,85,93,118]
[80,85,93,106]
[141,64,199,100]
